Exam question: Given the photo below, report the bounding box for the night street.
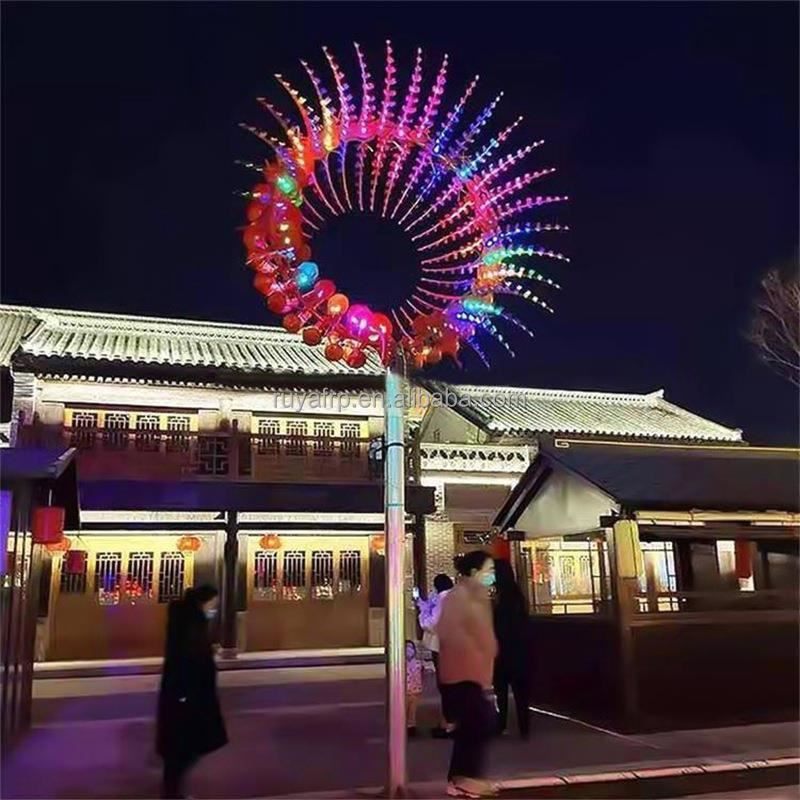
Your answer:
[2,665,797,798]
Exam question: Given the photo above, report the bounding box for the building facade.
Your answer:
[0,304,746,662]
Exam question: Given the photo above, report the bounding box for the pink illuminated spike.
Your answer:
[354,42,376,137]
[323,46,356,128]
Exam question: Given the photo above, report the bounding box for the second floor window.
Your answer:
[286,421,307,456]
[257,419,281,455]
[166,415,191,453]
[103,413,130,450]
[313,421,335,457]
[135,414,160,452]
[71,412,98,449]
[340,422,361,458]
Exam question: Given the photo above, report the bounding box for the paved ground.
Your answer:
[3,665,798,799]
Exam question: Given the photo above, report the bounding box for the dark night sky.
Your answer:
[2,2,797,444]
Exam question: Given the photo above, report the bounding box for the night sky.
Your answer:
[2,2,797,444]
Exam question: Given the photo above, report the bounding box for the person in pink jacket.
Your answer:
[436,551,498,798]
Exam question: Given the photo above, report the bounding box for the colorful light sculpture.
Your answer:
[241,43,568,370]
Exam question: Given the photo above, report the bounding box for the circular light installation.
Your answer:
[241,43,568,369]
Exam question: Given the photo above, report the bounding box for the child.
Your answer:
[406,640,423,736]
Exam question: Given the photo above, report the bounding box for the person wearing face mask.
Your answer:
[157,585,228,798]
[436,551,498,798]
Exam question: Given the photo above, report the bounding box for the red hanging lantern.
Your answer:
[259,534,282,550]
[65,550,87,575]
[370,534,385,554]
[491,536,511,561]
[32,506,65,545]
[177,535,202,553]
[46,536,71,554]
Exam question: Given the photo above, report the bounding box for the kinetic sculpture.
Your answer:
[241,42,568,369]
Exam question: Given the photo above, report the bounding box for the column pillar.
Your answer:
[220,509,239,658]
[609,519,643,729]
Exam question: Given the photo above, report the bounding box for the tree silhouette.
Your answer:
[747,262,800,387]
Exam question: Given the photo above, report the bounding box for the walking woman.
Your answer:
[157,585,228,799]
[437,551,498,798]
[492,559,531,738]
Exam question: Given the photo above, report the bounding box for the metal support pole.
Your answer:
[384,367,406,797]
[221,510,239,657]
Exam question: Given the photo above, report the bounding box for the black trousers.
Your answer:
[494,667,530,737]
[440,682,495,781]
[431,652,454,724]
[162,754,198,799]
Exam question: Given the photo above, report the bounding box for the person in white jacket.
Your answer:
[417,573,455,737]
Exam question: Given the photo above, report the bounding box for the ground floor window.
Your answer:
[519,538,610,614]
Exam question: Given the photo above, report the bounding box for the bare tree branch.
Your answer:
[747,264,800,387]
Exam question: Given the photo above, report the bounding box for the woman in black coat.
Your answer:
[492,560,531,738]
[157,585,228,799]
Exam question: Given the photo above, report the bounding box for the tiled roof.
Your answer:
[0,304,383,377]
[433,382,743,442]
[535,439,799,511]
[0,304,744,442]
[0,306,39,367]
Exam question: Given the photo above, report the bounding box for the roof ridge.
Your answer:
[1,303,289,339]
[449,382,658,403]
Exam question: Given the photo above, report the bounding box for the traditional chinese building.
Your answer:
[0,303,750,663]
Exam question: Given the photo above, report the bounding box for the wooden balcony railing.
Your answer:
[18,425,385,484]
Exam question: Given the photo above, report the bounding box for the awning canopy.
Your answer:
[79,480,435,516]
[0,447,81,529]
[495,438,800,537]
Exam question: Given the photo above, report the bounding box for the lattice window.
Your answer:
[166,415,191,453]
[197,435,228,475]
[282,550,307,600]
[254,551,278,600]
[126,552,154,600]
[257,418,280,455]
[310,551,334,599]
[103,413,130,450]
[71,411,98,449]
[340,422,361,457]
[286,421,307,456]
[95,553,122,605]
[135,414,161,452]
[60,555,87,593]
[158,552,185,603]
[313,421,335,457]
[338,550,362,593]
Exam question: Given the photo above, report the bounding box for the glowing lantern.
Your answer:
[325,342,344,361]
[259,534,282,550]
[295,261,319,291]
[65,550,87,575]
[346,348,367,369]
[370,534,386,554]
[177,535,202,553]
[32,507,65,545]
[302,326,323,346]
[327,293,349,316]
[45,536,71,554]
[283,313,303,333]
[267,291,288,313]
